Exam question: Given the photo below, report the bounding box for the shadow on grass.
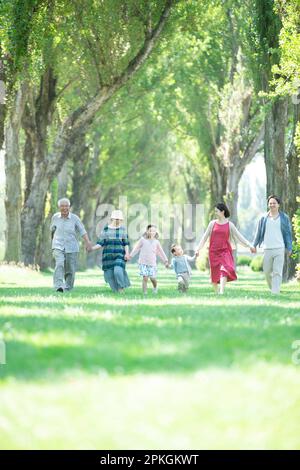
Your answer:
[0,294,299,381]
[1,268,299,381]
[0,281,298,306]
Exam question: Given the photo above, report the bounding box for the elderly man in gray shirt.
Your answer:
[50,198,92,292]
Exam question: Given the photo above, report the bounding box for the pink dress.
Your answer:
[209,222,237,284]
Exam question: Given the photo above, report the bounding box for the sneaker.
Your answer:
[153,288,158,294]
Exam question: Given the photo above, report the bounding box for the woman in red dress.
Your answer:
[196,203,255,294]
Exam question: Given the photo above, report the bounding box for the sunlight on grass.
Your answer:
[0,265,300,449]
[0,365,300,450]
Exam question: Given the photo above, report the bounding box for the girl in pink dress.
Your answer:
[129,225,169,295]
[196,203,255,294]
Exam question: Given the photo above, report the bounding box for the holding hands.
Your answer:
[85,241,93,252]
[86,242,101,252]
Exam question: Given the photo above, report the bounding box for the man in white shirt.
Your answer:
[253,195,293,294]
[50,198,92,292]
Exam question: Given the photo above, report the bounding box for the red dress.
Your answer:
[209,222,237,284]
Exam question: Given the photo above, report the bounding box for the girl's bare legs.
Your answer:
[142,276,148,294]
[219,276,227,294]
[150,277,158,293]
[212,283,219,294]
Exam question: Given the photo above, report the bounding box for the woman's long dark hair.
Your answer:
[215,203,230,218]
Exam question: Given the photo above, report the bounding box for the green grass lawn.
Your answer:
[0,263,300,449]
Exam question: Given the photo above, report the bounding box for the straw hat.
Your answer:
[110,209,124,220]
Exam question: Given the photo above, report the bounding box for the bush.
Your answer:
[296,264,300,282]
[196,250,209,271]
[250,255,264,272]
[292,208,300,280]
[237,255,252,266]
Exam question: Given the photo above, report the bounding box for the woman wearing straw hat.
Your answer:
[90,209,131,293]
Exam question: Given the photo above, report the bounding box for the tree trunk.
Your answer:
[283,102,300,280]
[70,132,90,270]
[35,180,60,271]
[184,170,203,253]
[36,210,52,271]
[209,148,228,212]
[35,164,70,271]
[264,97,289,200]
[71,132,101,269]
[0,57,6,151]
[264,98,297,282]
[83,199,98,268]
[70,132,89,217]
[57,161,69,199]
[4,83,27,261]
[21,166,50,265]
[226,166,241,227]
[226,123,264,228]
[20,2,173,264]
[22,91,36,202]
[286,103,300,217]
[21,67,57,265]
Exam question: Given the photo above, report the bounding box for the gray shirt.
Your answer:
[50,212,87,253]
[171,255,195,276]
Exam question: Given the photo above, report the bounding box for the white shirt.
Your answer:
[263,215,284,249]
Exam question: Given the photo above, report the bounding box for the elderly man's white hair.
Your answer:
[58,197,71,207]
